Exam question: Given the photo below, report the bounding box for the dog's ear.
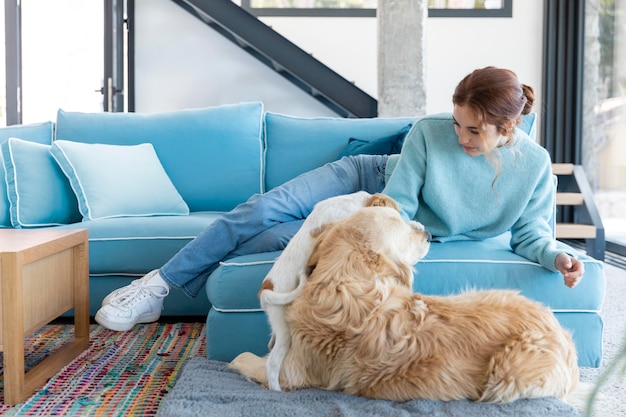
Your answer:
[361,248,381,269]
[309,221,335,239]
[308,225,330,270]
[310,226,324,239]
[367,194,400,212]
[341,227,382,269]
[365,250,412,282]
[258,278,274,298]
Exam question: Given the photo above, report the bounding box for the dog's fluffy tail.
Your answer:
[260,270,308,308]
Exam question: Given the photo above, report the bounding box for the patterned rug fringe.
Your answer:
[0,322,206,416]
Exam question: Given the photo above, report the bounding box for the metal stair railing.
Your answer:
[172,0,377,118]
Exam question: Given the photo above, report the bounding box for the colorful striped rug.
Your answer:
[0,322,206,416]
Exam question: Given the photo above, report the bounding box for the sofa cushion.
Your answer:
[51,140,189,220]
[1,138,80,227]
[57,211,223,275]
[0,121,55,227]
[206,232,604,313]
[55,102,264,212]
[337,123,412,158]
[263,113,416,191]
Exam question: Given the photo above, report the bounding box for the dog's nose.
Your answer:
[424,231,432,242]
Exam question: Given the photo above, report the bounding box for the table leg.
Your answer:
[2,254,27,405]
[73,240,90,341]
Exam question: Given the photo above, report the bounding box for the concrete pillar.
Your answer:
[377,0,427,117]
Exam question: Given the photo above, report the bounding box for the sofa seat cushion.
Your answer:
[206,233,604,313]
[416,233,605,312]
[57,211,224,275]
[55,102,264,212]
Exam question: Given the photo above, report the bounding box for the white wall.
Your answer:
[134,0,338,117]
[257,16,378,99]
[425,1,544,115]
[135,0,544,133]
[260,0,544,127]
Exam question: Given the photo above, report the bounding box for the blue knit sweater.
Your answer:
[383,113,564,272]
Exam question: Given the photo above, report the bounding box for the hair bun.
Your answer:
[521,84,535,115]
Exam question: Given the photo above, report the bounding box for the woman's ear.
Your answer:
[499,120,517,138]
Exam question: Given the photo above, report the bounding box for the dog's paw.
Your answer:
[230,352,254,368]
[408,220,425,231]
[368,194,400,211]
[230,352,269,387]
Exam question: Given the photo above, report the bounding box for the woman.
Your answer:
[95,67,584,332]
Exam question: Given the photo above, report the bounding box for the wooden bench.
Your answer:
[553,163,605,260]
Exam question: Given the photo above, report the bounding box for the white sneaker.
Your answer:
[101,270,168,306]
[95,270,170,331]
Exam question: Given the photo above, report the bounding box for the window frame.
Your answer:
[239,0,513,18]
[4,0,21,125]
[3,0,122,125]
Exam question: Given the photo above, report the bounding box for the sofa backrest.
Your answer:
[263,112,416,191]
[263,111,537,191]
[1,107,539,227]
[55,102,264,212]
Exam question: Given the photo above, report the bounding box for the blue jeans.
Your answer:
[160,154,389,297]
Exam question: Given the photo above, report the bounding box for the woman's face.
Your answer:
[452,104,501,157]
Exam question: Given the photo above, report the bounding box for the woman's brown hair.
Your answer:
[452,66,535,143]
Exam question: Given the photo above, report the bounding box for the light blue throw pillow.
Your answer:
[0,121,55,227]
[50,140,190,221]
[1,137,80,228]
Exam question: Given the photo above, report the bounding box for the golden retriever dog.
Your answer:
[231,205,579,403]
[258,191,399,391]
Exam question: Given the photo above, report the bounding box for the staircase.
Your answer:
[553,163,605,261]
[172,0,377,118]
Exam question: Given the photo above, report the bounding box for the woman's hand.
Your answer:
[555,253,584,288]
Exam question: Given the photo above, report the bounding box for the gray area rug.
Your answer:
[156,357,581,417]
[578,263,626,417]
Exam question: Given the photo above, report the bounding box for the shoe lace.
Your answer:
[108,282,169,310]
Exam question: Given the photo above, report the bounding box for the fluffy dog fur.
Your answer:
[258,191,399,391]
[231,205,580,403]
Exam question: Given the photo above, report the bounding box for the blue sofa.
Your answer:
[0,102,605,368]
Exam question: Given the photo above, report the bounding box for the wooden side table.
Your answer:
[0,228,89,405]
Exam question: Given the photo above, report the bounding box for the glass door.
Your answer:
[20,0,104,123]
[583,0,626,254]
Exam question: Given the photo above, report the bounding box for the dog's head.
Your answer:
[308,206,430,289]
